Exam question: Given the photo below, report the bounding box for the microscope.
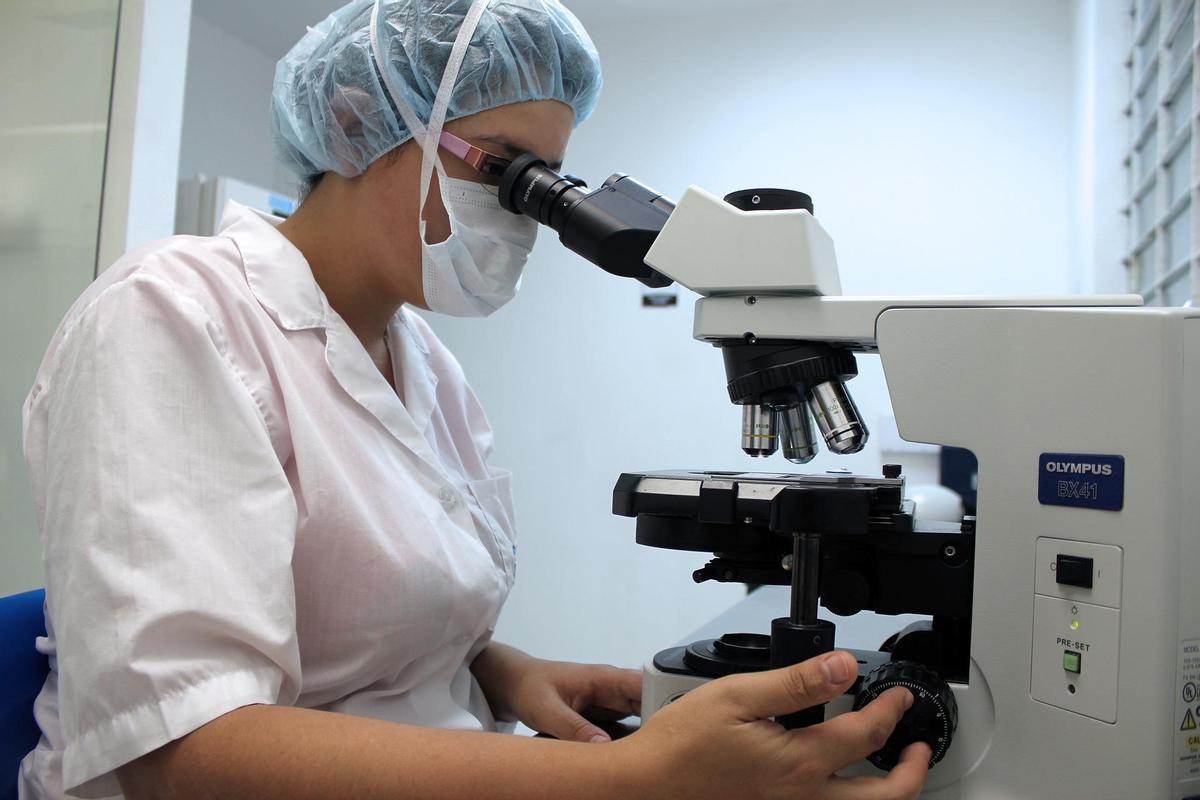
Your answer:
[496,156,1200,798]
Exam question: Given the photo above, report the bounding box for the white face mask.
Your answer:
[371,0,538,318]
[423,177,538,316]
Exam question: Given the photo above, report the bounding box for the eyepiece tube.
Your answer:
[496,153,674,287]
[806,380,869,455]
[501,157,590,229]
[779,404,818,464]
[741,404,778,458]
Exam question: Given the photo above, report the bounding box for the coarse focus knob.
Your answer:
[851,660,957,770]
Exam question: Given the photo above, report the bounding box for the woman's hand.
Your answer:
[620,649,931,800]
[473,644,931,798]
[471,642,642,742]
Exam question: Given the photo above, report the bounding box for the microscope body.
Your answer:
[624,186,1200,798]
[493,151,1199,795]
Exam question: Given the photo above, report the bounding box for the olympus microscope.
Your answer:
[493,153,1200,798]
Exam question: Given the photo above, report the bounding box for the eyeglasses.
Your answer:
[438,131,512,183]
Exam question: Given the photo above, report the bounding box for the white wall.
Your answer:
[423,0,1081,669]
[177,15,295,199]
[98,0,192,268]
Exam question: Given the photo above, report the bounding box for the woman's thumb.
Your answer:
[539,704,612,743]
[716,651,857,722]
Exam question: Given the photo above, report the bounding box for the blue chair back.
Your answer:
[0,589,48,800]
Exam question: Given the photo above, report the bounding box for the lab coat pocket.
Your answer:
[466,469,517,586]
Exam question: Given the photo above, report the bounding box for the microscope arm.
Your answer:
[641,186,1142,347]
[692,294,1145,351]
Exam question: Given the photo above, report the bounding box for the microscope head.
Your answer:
[494,152,867,463]
[701,191,868,462]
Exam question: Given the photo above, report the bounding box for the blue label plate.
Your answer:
[1038,453,1125,511]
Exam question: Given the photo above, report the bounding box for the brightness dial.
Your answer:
[850,660,958,770]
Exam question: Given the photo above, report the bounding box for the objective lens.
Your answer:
[806,380,869,454]
[779,404,818,464]
[741,404,778,457]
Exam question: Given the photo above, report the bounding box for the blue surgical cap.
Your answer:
[271,0,603,179]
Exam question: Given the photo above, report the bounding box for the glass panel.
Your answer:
[1167,202,1194,265]
[1167,136,1192,200]
[1141,0,1161,23]
[1138,239,1159,294]
[1137,124,1160,181]
[1164,269,1195,304]
[1137,67,1160,128]
[0,0,119,593]
[1168,69,1193,132]
[1169,3,1195,73]
[1137,183,1160,237]
[1138,12,1162,76]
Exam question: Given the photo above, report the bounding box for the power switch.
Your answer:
[1055,554,1094,589]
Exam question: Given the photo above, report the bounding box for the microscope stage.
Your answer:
[612,469,917,549]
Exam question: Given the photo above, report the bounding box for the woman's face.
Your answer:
[360,99,575,307]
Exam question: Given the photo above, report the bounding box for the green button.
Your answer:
[1063,650,1081,673]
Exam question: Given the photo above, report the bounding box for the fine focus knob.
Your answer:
[851,660,957,770]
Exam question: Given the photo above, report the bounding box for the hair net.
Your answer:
[271,0,602,180]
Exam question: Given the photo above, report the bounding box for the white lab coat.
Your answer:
[19,202,517,799]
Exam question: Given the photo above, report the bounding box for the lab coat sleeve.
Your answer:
[24,271,301,793]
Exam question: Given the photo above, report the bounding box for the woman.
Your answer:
[19,1,931,798]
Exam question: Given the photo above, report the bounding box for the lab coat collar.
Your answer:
[220,200,326,331]
[390,311,437,436]
[323,308,440,443]
[219,201,441,451]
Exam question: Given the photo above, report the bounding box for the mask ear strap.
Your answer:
[416,0,490,232]
[371,0,490,246]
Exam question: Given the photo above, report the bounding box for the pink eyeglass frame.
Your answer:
[438,131,512,179]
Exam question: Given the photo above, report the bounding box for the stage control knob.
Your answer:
[851,661,957,770]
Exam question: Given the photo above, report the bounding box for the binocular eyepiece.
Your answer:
[496,154,674,288]
[495,157,868,463]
